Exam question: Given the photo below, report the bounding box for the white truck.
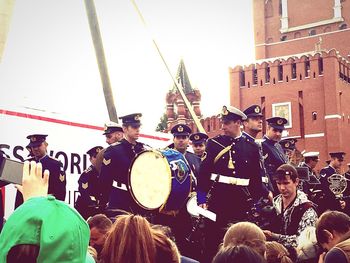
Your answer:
[0,106,172,218]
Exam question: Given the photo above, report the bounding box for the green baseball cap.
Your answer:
[0,196,92,263]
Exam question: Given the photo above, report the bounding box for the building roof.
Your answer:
[172,59,194,94]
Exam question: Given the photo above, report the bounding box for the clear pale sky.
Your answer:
[0,0,255,132]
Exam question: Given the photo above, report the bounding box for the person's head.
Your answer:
[265,241,293,263]
[223,221,266,257]
[220,106,247,138]
[265,117,287,142]
[0,196,91,263]
[171,124,192,153]
[152,230,180,263]
[329,152,346,170]
[101,214,156,263]
[279,138,297,155]
[189,132,208,157]
[86,146,103,167]
[119,113,142,143]
[103,122,124,145]
[6,244,39,263]
[213,245,266,263]
[26,134,48,159]
[316,211,350,251]
[303,152,320,169]
[87,214,112,255]
[243,105,263,137]
[273,164,299,200]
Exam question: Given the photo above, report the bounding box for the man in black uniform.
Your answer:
[15,134,66,208]
[262,117,288,195]
[190,132,208,160]
[242,104,273,200]
[197,105,263,262]
[75,146,103,219]
[99,113,145,216]
[171,124,201,186]
[318,152,346,214]
[298,152,320,197]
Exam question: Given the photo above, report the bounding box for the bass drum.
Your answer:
[129,149,192,215]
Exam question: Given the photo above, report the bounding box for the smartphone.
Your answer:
[0,157,24,185]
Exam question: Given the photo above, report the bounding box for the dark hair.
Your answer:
[7,244,39,263]
[316,211,350,244]
[87,214,112,234]
[274,164,298,182]
[212,245,266,263]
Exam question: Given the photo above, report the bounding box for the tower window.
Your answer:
[278,64,283,81]
[291,62,297,79]
[280,35,287,41]
[339,23,347,30]
[309,29,316,36]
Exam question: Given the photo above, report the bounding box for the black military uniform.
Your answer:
[262,117,288,195]
[197,106,263,262]
[318,152,346,213]
[242,105,273,196]
[189,132,209,160]
[15,134,66,208]
[75,146,103,219]
[99,114,145,215]
[298,152,321,197]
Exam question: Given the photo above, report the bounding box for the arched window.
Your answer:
[309,29,316,36]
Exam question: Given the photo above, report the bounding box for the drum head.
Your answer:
[129,150,172,210]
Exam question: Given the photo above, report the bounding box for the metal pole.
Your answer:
[0,0,15,63]
[130,0,206,134]
[83,0,118,122]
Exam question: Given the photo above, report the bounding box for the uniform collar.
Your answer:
[242,131,255,141]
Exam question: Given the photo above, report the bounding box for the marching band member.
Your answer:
[262,117,288,195]
[15,134,66,208]
[318,152,347,214]
[75,146,103,219]
[196,105,264,262]
[99,113,146,216]
[189,132,208,160]
[242,104,273,200]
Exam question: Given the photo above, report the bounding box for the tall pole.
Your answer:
[0,0,15,63]
[84,0,118,122]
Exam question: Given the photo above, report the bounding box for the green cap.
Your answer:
[0,196,91,263]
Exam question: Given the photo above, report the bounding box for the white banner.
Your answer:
[0,107,172,218]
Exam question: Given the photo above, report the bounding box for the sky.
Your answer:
[0,0,255,132]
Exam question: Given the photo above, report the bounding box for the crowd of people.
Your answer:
[1,105,350,262]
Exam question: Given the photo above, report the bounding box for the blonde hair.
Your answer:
[223,221,266,256]
[100,214,156,263]
[265,241,293,263]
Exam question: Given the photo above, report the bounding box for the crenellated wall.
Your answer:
[229,49,350,172]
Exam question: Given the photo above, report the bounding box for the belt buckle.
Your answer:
[229,177,237,185]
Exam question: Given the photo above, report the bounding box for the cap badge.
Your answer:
[178,126,184,132]
[194,135,200,140]
[96,148,101,153]
[285,142,290,148]
[134,115,140,121]
[103,125,108,131]
[82,182,88,189]
[30,137,37,142]
[254,106,260,113]
[277,119,283,125]
[222,106,228,116]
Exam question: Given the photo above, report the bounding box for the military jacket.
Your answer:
[99,139,145,211]
[242,131,272,195]
[262,136,288,194]
[15,155,66,208]
[184,151,201,189]
[197,134,263,224]
[318,165,342,212]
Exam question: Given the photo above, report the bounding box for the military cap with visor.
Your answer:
[220,105,247,122]
[266,117,288,130]
[171,124,192,136]
[86,146,103,157]
[243,104,263,118]
[279,138,297,151]
[26,134,48,147]
[103,121,123,135]
[190,132,208,145]
[119,113,142,127]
